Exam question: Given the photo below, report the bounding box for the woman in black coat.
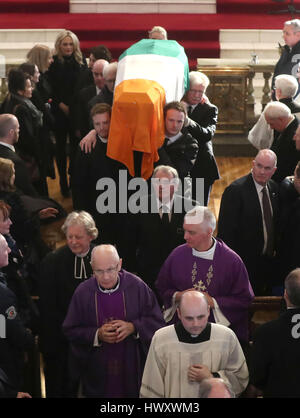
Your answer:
[47,30,87,197]
[0,69,47,196]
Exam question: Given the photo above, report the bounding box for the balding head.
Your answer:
[199,378,233,398]
[91,244,122,289]
[0,114,20,144]
[252,149,277,186]
[92,59,109,89]
[177,291,210,336]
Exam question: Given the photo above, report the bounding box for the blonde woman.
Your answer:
[26,45,56,179]
[48,30,87,197]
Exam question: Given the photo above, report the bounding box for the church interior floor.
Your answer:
[40,156,253,249]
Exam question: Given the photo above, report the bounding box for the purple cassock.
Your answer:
[62,269,165,398]
[155,239,254,343]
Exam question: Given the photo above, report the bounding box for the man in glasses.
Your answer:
[63,244,164,398]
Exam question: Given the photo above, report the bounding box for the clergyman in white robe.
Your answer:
[140,321,248,398]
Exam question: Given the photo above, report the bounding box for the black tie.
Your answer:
[262,186,274,257]
[188,106,193,117]
[163,137,169,148]
[160,204,170,228]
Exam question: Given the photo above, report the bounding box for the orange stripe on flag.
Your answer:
[107,79,166,179]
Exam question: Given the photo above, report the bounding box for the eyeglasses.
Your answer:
[94,264,119,277]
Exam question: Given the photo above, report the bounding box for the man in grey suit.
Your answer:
[217,149,279,295]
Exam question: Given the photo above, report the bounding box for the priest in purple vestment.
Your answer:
[63,244,165,398]
[155,206,254,343]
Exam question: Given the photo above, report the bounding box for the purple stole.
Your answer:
[96,289,126,397]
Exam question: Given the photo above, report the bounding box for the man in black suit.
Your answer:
[123,165,197,295]
[217,149,279,295]
[181,71,219,206]
[264,101,300,182]
[88,61,117,110]
[0,114,37,196]
[248,268,300,398]
[72,103,122,245]
[76,59,108,138]
[156,101,199,191]
[274,74,300,114]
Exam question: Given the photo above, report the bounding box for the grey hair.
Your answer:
[152,165,179,180]
[189,71,210,89]
[285,19,300,33]
[62,211,98,240]
[184,206,216,232]
[148,26,168,40]
[275,74,298,98]
[263,101,292,119]
[285,268,300,307]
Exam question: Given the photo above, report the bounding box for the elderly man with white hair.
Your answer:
[63,244,164,398]
[264,101,300,182]
[156,206,254,345]
[148,26,168,40]
[181,71,219,206]
[249,74,300,149]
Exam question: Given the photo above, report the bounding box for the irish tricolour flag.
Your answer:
[107,39,189,179]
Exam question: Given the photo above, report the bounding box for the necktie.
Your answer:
[163,137,169,148]
[262,186,274,257]
[160,204,170,228]
[188,106,193,117]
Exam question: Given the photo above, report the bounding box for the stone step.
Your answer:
[70,0,216,14]
[219,29,282,62]
[0,29,63,43]
[0,29,64,65]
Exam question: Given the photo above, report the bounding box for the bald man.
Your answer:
[0,114,38,196]
[218,149,280,295]
[140,291,248,398]
[63,244,164,398]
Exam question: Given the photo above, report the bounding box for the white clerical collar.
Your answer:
[74,252,89,280]
[0,141,15,152]
[98,277,120,294]
[165,132,182,145]
[192,238,217,260]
